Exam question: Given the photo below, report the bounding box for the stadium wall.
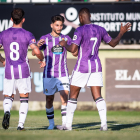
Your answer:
[0,3,140,110]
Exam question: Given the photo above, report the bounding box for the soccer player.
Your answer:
[33,15,72,130]
[57,8,131,131]
[0,8,44,130]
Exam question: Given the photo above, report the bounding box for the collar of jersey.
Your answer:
[50,33,62,38]
[85,23,93,25]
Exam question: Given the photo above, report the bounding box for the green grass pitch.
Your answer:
[0,110,140,140]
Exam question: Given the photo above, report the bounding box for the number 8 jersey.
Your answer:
[0,27,36,79]
[72,23,112,73]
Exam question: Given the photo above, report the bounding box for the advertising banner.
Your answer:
[0,3,140,40]
[106,58,140,102]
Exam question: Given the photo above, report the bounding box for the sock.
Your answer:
[61,105,67,125]
[46,106,54,125]
[3,97,14,113]
[18,97,29,128]
[66,98,77,128]
[95,97,107,127]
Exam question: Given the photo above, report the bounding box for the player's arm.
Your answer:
[59,40,78,53]
[32,39,45,56]
[0,45,5,66]
[72,49,78,57]
[30,43,44,61]
[0,53,5,63]
[108,22,131,47]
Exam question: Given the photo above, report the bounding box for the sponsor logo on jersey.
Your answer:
[73,35,77,40]
[51,44,64,55]
[49,39,52,42]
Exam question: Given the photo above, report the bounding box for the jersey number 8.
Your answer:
[10,42,19,61]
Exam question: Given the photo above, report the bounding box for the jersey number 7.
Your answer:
[90,37,97,55]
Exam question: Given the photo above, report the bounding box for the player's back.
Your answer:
[0,27,34,79]
[72,24,111,73]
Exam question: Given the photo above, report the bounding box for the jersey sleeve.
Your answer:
[27,32,37,46]
[71,28,82,46]
[101,27,112,43]
[38,36,46,50]
[65,35,72,46]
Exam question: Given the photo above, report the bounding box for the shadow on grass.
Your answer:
[108,123,140,131]
[72,121,116,130]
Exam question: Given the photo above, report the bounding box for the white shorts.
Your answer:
[70,71,103,87]
[43,76,70,95]
[3,76,31,96]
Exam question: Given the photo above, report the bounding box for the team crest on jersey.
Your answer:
[73,35,77,40]
[32,39,36,43]
[51,44,64,55]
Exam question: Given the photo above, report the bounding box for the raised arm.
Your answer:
[108,22,131,48]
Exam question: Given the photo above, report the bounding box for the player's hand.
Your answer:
[120,22,132,34]
[59,40,67,47]
[37,39,45,47]
[3,61,5,67]
[38,60,46,68]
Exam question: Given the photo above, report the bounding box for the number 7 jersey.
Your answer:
[72,23,112,73]
[0,27,36,79]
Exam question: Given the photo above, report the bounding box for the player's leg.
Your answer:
[43,78,56,130]
[57,71,89,130]
[17,76,31,130]
[2,95,14,129]
[90,86,107,131]
[17,93,29,131]
[57,76,69,126]
[2,78,15,129]
[65,85,81,130]
[59,90,68,126]
[88,72,107,131]
[57,85,81,130]
[46,95,55,130]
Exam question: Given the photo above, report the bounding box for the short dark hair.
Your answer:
[79,8,90,16]
[51,15,64,23]
[11,8,24,25]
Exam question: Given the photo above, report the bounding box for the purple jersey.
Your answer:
[72,24,112,73]
[39,33,71,78]
[0,27,36,79]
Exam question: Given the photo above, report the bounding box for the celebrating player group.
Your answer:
[0,8,131,131]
